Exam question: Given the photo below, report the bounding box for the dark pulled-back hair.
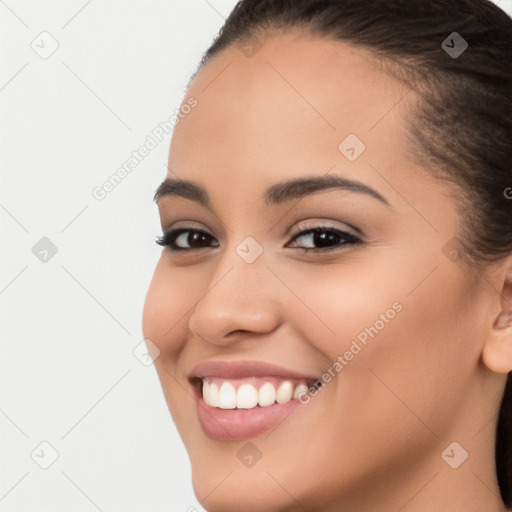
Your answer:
[192,0,512,507]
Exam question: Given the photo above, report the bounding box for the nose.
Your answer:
[188,256,282,346]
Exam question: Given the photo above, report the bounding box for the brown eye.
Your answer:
[155,228,219,251]
[287,226,361,253]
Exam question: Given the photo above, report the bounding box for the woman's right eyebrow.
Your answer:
[153,174,391,208]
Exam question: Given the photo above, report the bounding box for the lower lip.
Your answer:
[196,396,302,441]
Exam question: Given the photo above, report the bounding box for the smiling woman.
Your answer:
[142,0,512,511]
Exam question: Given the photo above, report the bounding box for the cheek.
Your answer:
[279,251,477,429]
[272,256,405,358]
[142,256,206,357]
[337,264,480,439]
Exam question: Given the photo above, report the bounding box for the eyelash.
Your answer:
[155,224,362,253]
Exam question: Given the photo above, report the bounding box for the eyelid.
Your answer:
[288,220,362,240]
[161,219,211,233]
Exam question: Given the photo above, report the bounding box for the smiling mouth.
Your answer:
[188,361,318,440]
[191,377,314,441]
[201,377,310,409]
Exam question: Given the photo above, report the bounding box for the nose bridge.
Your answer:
[188,239,281,344]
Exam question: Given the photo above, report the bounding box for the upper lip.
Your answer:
[189,360,318,381]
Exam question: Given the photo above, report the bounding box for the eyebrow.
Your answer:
[153,174,390,207]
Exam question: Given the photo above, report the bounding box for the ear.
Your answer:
[481,253,512,374]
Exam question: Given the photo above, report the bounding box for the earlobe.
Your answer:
[481,334,512,374]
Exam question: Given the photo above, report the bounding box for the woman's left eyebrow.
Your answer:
[264,175,390,206]
[153,174,390,207]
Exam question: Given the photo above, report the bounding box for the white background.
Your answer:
[1,1,511,511]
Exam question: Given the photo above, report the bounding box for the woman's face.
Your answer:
[143,32,501,511]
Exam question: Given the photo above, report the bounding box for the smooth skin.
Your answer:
[143,30,512,512]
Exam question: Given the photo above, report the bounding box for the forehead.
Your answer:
[168,32,414,199]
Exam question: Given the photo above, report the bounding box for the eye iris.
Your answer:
[188,231,209,248]
[314,230,339,247]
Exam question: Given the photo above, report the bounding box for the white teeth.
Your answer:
[202,379,309,409]
[209,382,220,407]
[258,382,276,407]
[276,381,293,404]
[218,382,237,409]
[293,383,309,399]
[236,384,259,409]
[202,381,210,406]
